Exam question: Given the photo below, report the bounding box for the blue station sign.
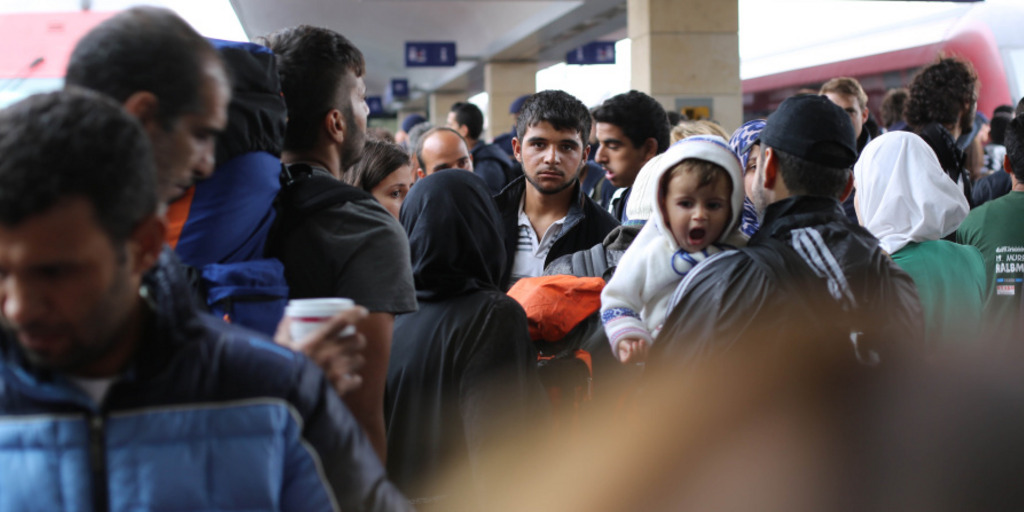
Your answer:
[566,41,616,65]
[405,42,457,67]
[366,96,384,116]
[391,79,409,99]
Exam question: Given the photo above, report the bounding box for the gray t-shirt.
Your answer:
[279,166,417,314]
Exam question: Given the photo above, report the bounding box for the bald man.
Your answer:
[414,126,473,179]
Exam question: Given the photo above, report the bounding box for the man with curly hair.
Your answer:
[904,56,979,206]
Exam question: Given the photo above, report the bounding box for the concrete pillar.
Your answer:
[484,62,536,141]
[628,0,741,133]
[428,92,465,127]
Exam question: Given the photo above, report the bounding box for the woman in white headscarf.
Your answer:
[854,131,986,347]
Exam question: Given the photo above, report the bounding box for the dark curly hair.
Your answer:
[905,56,978,135]
[516,90,592,143]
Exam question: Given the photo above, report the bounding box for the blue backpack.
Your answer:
[170,40,375,336]
[167,39,288,336]
[169,153,288,336]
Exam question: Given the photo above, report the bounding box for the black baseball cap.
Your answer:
[751,94,858,168]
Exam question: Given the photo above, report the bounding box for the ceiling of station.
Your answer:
[229,0,628,107]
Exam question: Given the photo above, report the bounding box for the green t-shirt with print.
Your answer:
[956,191,1024,339]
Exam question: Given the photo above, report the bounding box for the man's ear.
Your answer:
[129,214,167,276]
[324,109,346,145]
[123,91,161,133]
[861,106,870,126]
[1005,154,1014,176]
[581,143,591,163]
[456,124,470,140]
[416,167,427,179]
[839,170,855,202]
[762,147,778,189]
[511,137,523,163]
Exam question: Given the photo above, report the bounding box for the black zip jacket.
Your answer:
[652,196,925,370]
[493,175,619,290]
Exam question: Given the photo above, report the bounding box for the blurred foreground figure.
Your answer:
[439,330,1024,511]
[0,89,410,512]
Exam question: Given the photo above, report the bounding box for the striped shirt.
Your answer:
[510,199,567,284]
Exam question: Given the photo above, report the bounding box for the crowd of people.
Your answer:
[0,6,1022,511]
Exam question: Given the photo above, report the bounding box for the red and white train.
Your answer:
[742,2,1024,121]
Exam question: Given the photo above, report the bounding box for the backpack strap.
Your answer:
[589,243,609,278]
[266,163,375,258]
[570,248,589,277]
[603,248,626,281]
[566,242,613,279]
[745,235,878,366]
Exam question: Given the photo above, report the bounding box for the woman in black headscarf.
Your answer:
[386,169,546,510]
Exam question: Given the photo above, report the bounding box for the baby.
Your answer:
[601,135,746,363]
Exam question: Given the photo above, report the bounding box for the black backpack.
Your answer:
[743,235,879,366]
[266,163,375,261]
[567,244,627,282]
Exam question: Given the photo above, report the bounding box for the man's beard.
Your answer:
[524,160,583,196]
[751,170,771,221]
[9,259,136,375]
[339,105,365,173]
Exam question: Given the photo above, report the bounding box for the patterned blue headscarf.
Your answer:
[728,120,766,237]
[729,119,766,170]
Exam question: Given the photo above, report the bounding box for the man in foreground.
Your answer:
[67,8,369,400]
[0,89,410,511]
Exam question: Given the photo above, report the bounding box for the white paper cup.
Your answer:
[286,298,357,347]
